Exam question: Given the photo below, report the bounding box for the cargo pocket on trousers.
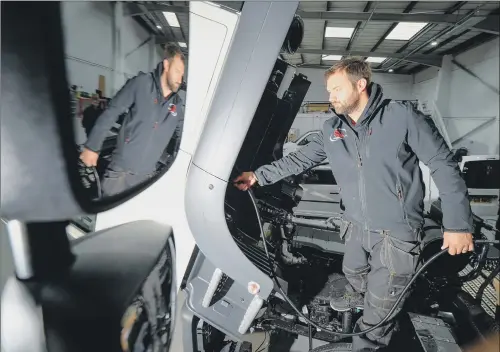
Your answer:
[384,235,419,303]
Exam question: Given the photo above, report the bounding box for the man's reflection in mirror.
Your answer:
[79,42,185,197]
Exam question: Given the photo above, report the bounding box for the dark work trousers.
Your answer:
[342,221,421,351]
[100,165,153,197]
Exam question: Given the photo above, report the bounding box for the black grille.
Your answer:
[232,234,275,277]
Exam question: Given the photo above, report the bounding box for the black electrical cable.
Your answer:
[246,188,499,337]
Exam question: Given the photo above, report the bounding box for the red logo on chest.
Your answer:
[168,103,178,116]
[330,128,347,142]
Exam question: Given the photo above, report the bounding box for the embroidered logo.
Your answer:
[330,128,347,142]
[168,103,177,117]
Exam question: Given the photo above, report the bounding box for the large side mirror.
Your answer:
[1,2,185,223]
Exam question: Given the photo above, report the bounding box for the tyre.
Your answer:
[310,343,352,352]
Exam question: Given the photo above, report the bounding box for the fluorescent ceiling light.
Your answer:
[388,69,394,73]
[322,55,343,61]
[178,42,187,48]
[156,25,162,29]
[366,57,387,63]
[431,41,438,46]
[163,12,180,27]
[324,27,355,38]
[386,22,427,40]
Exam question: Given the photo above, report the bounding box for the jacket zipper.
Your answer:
[141,98,163,171]
[353,136,368,232]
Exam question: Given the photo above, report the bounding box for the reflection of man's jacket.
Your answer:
[82,105,103,137]
[83,62,184,176]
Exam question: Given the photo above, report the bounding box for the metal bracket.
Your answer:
[452,59,500,95]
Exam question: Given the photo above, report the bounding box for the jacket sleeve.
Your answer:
[405,105,473,233]
[254,131,327,186]
[84,76,138,152]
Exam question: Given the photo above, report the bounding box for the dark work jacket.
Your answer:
[82,105,103,137]
[85,62,184,175]
[254,83,473,240]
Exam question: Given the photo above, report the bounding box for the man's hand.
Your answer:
[442,232,474,255]
[80,148,99,167]
[233,172,257,191]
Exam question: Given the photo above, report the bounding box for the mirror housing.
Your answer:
[1,221,176,352]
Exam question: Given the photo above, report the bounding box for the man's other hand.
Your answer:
[80,148,99,167]
[233,172,257,191]
[442,232,474,255]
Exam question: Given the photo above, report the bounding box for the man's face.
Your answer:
[326,70,365,115]
[163,55,185,93]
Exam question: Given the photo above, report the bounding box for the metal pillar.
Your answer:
[113,1,124,95]
[432,55,453,149]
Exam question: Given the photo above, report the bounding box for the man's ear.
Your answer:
[357,78,368,92]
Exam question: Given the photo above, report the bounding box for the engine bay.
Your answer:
[210,57,500,351]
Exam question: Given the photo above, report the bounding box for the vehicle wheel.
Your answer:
[310,343,352,352]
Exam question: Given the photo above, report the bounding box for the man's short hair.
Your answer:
[164,42,186,64]
[324,57,372,86]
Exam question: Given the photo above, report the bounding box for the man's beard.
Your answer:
[166,75,180,93]
[334,91,361,116]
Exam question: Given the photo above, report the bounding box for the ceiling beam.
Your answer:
[298,10,497,28]
[370,2,417,53]
[299,64,386,72]
[378,1,468,72]
[124,3,189,17]
[296,48,442,67]
[155,35,176,45]
[471,16,499,35]
[345,1,373,52]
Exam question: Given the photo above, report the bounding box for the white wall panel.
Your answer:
[413,39,499,155]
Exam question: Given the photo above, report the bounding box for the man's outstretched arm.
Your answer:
[234,132,327,190]
[84,77,139,152]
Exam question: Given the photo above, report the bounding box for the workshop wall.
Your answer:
[413,38,499,155]
[296,67,414,102]
[61,2,162,98]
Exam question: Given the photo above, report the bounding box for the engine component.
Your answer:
[262,318,343,344]
[292,227,345,255]
[408,313,461,352]
[290,216,340,231]
[342,312,352,334]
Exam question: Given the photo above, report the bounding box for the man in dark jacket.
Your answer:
[80,43,185,197]
[234,57,474,351]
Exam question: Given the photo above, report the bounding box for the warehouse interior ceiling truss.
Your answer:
[128,1,499,74]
